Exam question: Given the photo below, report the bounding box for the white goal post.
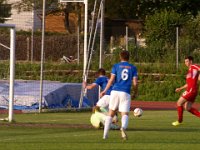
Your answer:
[60,0,85,2]
[59,0,88,108]
[59,0,88,74]
[0,23,15,123]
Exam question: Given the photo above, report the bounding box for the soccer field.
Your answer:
[0,111,200,150]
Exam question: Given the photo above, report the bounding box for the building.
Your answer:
[5,0,41,31]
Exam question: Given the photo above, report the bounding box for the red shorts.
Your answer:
[182,90,198,102]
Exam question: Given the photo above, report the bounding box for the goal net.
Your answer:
[0,23,15,122]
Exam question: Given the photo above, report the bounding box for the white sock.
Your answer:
[121,115,129,130]
[103,116,112,138]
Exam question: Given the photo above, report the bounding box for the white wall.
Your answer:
[5,0,41,31]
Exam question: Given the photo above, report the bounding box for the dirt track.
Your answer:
[131,101,200,110]
[0,123,93,129]
[1,101,200,114]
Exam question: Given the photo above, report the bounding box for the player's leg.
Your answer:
[177,96,187,123]
[119,92,131,140]
[172,96,186,126]
[103,91,119,139]
[92,106,100,112]
[95,95,110,113]
[103,109,116,139]
[120,112,129,140]
[185,101,200,118]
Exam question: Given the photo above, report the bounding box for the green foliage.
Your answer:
[141,9,200,64]
[14,61,83,82]
[179,13,200,60]
[102,47,121,70]
[138,76,185,101]
[143,10,189,62]
[145,10,185,46]
[104,0,139,19]
[138,0,200,20]
[14,30,70,36]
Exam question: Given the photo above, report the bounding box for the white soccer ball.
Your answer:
[133,108,143,117]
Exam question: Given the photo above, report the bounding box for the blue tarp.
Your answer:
[0,81,98,110]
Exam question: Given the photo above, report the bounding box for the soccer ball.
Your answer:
[133,108,143,117]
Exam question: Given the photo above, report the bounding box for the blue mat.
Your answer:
[0,81,99,110]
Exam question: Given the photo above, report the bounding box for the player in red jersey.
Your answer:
[172,56,200,126]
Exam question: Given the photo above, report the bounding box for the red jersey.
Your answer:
[186,64,200,92]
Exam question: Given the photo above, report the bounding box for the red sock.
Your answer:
[189,107,200,118]
[177,106,183,123]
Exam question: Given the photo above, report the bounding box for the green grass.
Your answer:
[0,111,200,150]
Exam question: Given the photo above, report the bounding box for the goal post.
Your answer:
[59,0,85,2]
[0,23,16,123]
[59,0,88,75]
[59,0,88,108]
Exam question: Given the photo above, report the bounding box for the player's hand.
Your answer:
[175,88,181,93]
[100,91,105,98]
[82,81,87,88]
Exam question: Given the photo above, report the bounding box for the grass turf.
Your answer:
[0,111,200,150]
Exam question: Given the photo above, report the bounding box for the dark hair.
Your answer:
[120,50,129,61]
[185,56,194,61]
[97,68,106,75]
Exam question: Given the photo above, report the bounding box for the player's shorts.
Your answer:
[96,95,110,109]
[109,90,131,113]
[182,90,198,102]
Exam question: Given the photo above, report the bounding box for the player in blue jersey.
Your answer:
[101,50,138,140]
[83,68,113,112]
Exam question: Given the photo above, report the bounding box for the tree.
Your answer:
[179,13,200,60]
[143,10,188,61]
[104,0,139,19]
[137,0,200,20]
[0,0,11,23]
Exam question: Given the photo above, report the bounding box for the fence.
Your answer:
[0,34,82,61]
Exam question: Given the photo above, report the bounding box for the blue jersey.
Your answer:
[94,76,112,95]
[111,61,138,94]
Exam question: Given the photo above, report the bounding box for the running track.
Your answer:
[131,101,200,110]
[1,101,200,114]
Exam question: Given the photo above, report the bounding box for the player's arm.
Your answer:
[100,74,115,97]
[86,83,97,89]
[194,65,200,80]
[198,70,200,81]
[132,77,138,99]
[198,74,200,81]
[175,84,188,93]
[83,81,97,90]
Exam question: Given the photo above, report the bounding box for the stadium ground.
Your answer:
[1,111,200,150]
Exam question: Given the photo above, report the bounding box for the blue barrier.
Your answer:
[0,81,99,110]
